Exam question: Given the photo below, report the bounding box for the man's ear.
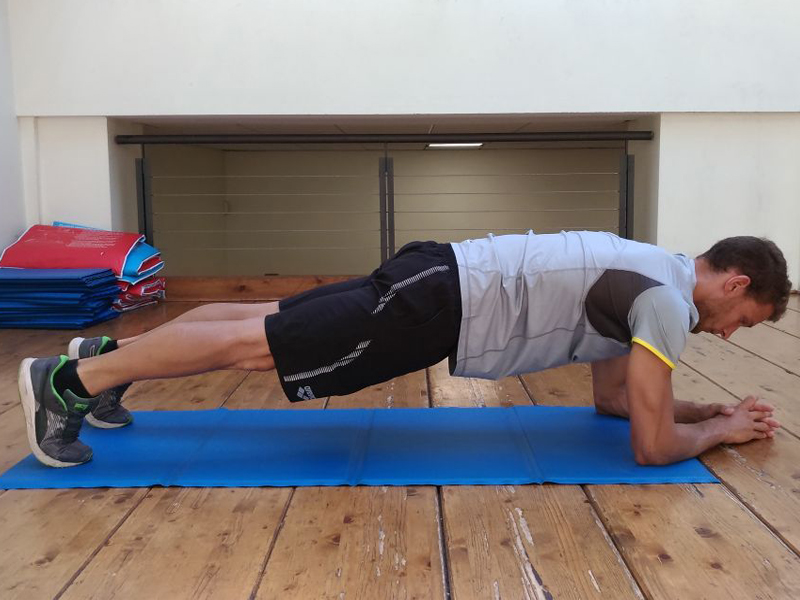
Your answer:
[725,274,751,295]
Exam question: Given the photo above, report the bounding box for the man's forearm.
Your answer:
[672,399,711,423]
[639,417,727,465]
[597,397,709,423]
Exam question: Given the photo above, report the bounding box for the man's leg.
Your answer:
[79,317,274,395]
[115,301,280,348]
[19,316,273,467]
[66,302,281,428]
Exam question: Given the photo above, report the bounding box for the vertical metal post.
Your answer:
[378,157,388,263]
[386,157,395,258]
[135,157,154,245]
[618,154,629,239]
[135,158,145,236]
[625,155,635,240]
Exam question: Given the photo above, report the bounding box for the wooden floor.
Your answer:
[1,290,800,599]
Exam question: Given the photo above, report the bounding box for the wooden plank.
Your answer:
[588,484,800,599]
[682,333,800,434]
[442,485,643,600]
[430,361,643,600]
[327,370,429,409]
[225,370,325,410]
[727,323,800,376]
[702,432,800,555]
[0,488,148,600]
[674,363,800,555]
[526,359,800,599]
[534,361,800,556]
[256,486,444,600]
[61,487,292,600]
[0,406,37,474]
[123,371,249,412]
[0,304,292,600]
[164,276,354,301]
[0,329,74,414]
[54,356,294,599]
[520,364,594,405]
[521,363,594,406]
[766,308,800,338]
[429,359,530,407]
[257,372,445,599]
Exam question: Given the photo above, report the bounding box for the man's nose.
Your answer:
[721,326,738,340]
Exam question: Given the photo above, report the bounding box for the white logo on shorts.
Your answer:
[297,386,316,400]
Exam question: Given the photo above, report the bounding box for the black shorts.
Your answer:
[264,241,462,402]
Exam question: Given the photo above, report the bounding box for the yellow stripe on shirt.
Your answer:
[631,337,676,370]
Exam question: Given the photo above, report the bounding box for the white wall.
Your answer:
[628,115,661,244]
[0,0,24,249]
[21,117,114,228]
[656,114,800,287]
[17,117,143,232]
[8,0,800,117]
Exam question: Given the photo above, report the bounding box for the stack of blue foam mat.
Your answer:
[0,267,120,329]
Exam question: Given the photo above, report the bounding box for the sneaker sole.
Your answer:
[86,412,132,429]
[18,358,89,468]
[67,337,85,360]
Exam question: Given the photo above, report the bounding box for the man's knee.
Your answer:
[227,317,271,362]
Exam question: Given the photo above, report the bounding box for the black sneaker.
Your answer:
[68,336,133,429]
[18,356,96,467]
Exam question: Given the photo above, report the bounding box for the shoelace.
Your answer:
[62,410,87,444]
[94,382,131,412]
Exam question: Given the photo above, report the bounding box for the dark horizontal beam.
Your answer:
[115,131,653,145]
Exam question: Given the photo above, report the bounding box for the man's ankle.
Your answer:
[52,358,94,399]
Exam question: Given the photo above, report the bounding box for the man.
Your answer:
[18,231,791,468]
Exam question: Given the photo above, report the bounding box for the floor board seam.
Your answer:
[763,322,800,341]
[248,487,296,600]
[248,371,327,599]
[518,374,537,405]
[425,368,433,408]
[218,370,252,409]
[428,368,453,600]
[582,485,649,600]
[52,488,150,600]
[722,337,800,379]
[435,486,454,600]
[710,475,800,558]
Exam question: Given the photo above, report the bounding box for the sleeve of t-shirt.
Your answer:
[627,285,691,369]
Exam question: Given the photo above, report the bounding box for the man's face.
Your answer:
[693,290,773,339]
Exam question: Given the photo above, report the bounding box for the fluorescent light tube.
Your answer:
[426,143,484,149]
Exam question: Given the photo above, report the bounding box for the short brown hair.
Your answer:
[699,236,792,321]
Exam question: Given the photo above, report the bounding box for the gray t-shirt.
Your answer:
[449,231,699,379]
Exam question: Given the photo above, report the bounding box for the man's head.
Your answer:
[692,236,791,338]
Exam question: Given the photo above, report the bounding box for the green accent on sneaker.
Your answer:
[48,355,70,413]
[73,402,89,411]
[98,336,112,355]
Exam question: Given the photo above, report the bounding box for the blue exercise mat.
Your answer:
[0,407,718,489]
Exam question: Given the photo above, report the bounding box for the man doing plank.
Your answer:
[18,231,791,468]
